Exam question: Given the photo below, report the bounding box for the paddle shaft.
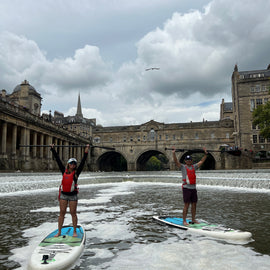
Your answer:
[165,147,221,153]
[19,145,115,150]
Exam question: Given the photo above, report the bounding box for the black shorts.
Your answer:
[183,188,198,203]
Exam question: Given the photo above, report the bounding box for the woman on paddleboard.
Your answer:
[172,147,208,226]
[50,144,90,237]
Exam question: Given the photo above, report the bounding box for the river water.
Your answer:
[0,170,270,270]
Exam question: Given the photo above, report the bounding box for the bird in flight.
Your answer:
[145,67,160,71]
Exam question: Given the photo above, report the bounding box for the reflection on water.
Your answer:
[0,171,270,269]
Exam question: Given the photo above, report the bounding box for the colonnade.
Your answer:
[0,119,90,171]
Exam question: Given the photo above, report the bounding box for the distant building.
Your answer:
[52,93,96,139]
[0,80,96,140]
[231,64,270,158]
[1,80,42,116]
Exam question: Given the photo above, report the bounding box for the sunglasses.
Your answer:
[68,161,77,165]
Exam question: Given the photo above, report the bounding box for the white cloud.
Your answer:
[1,0,270,126]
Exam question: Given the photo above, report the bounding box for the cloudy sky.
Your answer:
[1,0,270,127]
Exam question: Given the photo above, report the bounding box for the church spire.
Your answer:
[76,92,83,118]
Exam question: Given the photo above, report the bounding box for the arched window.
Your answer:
[149,129,156,141]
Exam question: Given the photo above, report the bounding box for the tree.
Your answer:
[252,101,270,139]
[146,156,161,171]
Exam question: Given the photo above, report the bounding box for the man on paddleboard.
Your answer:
[172,147,208,226]
[50,144,90,237]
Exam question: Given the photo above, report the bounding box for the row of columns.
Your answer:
[0,120,89,170]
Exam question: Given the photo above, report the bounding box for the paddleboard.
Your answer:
[28,224,86,270]
[153,216,252,241]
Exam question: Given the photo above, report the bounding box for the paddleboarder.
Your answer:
[50,144,90,237]
[172,147,208,226]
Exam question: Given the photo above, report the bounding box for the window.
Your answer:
[250,86,255,92]
[159,135,162,140]
[253,135,257,143]
[226,133,230,139]
[130,136,133,142]
[256,99,263,106]
[149,129,156,141]
[255,85,261,92]
[195,133,199,139]
[137,136,140,141]
[94,136,100,143]
[123,137,126,142]
[166,134,169,140]
[250,99,255,111]
[173,135,176,140]
[259,135,265,143]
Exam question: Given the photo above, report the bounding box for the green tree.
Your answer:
[146,156,161,171]
[252,101,270,139]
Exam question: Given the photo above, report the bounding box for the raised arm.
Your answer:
[197,147,208,168]
[50,144,65,174]
[76,144,90,176]
[172,147,181,168]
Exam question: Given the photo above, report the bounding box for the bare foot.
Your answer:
[54,233,61,237]
[183,221,189,226]
[193,220,200,224]
[72,232,78,237]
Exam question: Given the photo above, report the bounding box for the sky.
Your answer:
[1,0,270,127]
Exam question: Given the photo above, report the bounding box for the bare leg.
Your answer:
[69,200,78,237]
[183,203,190,226]
[55,199,68,237]
[191,202,199,224]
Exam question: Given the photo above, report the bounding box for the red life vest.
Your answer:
[183,165,196,186]
[59,170,78,199]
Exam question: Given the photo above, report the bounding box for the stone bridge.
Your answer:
[91,120,252,171]
[0,98,251,171]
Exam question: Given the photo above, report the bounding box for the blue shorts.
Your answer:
[183,188,198,203]
[59,193,78,201]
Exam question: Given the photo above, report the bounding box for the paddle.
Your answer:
[165,147,241,156]
[19,145,115,151]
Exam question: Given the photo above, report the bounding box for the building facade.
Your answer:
[1,64,270,171]
[231,64,270,161]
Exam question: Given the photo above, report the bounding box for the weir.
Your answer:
[0,170,269,196]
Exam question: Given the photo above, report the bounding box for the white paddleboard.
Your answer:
[153,216,252,241]
[28,224,85,270]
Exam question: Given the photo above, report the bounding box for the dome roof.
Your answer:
[13,80,41,97]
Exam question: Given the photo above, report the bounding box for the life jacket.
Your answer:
[183,165,196,186]
[58,170,78,199]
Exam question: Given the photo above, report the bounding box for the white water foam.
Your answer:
[9,181,270,270]
[94,237,270,270]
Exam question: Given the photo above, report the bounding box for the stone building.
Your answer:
[231,64,270,161]
[1,80,42,116]
[52,93,96,139]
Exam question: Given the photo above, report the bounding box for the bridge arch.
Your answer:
[179,151,215,170]
[136,149,169,171]
[97,151,127,171]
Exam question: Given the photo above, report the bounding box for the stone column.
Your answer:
[25,128,30,158]
[20,127,26,157]
[46,136,52,159]
[12,125,17,156]
[1,121,7,155]
[64,141,69,162]
[33,131,37,158]
[40,133,44,158]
